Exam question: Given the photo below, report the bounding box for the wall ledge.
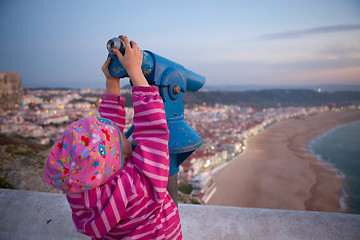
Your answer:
[1,189,359,240]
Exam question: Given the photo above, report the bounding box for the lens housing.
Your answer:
[107,37,125,55]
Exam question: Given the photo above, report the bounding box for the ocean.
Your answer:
[309,121,360,214]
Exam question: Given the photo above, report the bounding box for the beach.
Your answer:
[207,110,360,213]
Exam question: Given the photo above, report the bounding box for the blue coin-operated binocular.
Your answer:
[106,36,206,178]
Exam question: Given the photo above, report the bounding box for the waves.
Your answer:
[309,121,360,214]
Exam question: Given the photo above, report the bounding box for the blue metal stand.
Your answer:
[107,37,206,203]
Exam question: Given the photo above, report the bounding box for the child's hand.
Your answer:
[102,57,118,81]
[102,58,120,94]
[112,36,148,86]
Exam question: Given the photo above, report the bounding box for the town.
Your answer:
[1,88,358,203]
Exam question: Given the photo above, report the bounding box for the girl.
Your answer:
[44,36,182,239]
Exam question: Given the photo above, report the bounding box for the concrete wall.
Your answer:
[1,189,359,240]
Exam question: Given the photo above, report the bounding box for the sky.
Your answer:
[0,0,360,90]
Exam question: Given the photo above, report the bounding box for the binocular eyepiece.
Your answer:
[106,36,205,93]
[107,37,126,55]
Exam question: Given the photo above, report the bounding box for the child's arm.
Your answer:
[99,35,148,131]
[98,93,126,131]
[113,36,170,201]
[131,86,170,202]
[101,56,121,95]
[99,54,126,131]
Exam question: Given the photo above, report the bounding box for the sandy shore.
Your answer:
[207,110,360,213]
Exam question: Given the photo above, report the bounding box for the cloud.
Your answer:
[268,57,360,72]
[281,66,360,85]
[258,24,360,40]
[318,45,360,58]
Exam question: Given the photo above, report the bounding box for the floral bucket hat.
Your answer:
[44,116,123,193]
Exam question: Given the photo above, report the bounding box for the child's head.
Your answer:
[44,116,131,193]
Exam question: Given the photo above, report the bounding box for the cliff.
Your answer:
[0,71,24,110]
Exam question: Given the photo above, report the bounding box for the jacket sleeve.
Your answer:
[66,169,134,239]
[131,86,170,202]
[98,93,126,132]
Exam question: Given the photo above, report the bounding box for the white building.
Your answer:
[41,115,69,125]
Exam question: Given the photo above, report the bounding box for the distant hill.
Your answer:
[183,89,360,109]
[204,84,360,92]
[25,85,360,110]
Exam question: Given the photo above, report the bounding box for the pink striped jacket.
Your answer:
[66,86,182,239]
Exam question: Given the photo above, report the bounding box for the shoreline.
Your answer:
[305,120,360,213]
[207,110,360,213]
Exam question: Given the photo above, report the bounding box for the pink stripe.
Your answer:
[106,184,121,223]
[140,169,168,182]
[100,103,124,110]
[132,90,158,95]
[83,191,96,236]
[144,158,169,171]
[135,214,159,230]
[133,165,167,191]
[120,203,154,228]
[127,191,147,209]
[133,119,167,127]
[123,172,134,195]
[162,200,172,210]
[101,100,118,104]
[100,112,126,119]
[133,109,163,119]
[96,188,102,213]
[172,229,182,240]
[139,145,168,158]
[91,221,101,238]
[129,229,157,239]
[167,222,181,239]
[132,129,169,136]
[133,137,168,145]
[135,223,165,240]
[84,191,89,208]
[129,198,154,214]
[68,203,85,209]
[128,192,139,202]
[134,108,165,117]
[163,209,177,222]
[132,98,163,107]
[134,173,167,191]
[132,152,168,168]
[153,186,167,193]
[138,181,150,195]
[101,211,111,233]
[74,210,87,217]
[129,199,153,219]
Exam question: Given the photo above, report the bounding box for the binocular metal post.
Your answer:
[167,173,178,206]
